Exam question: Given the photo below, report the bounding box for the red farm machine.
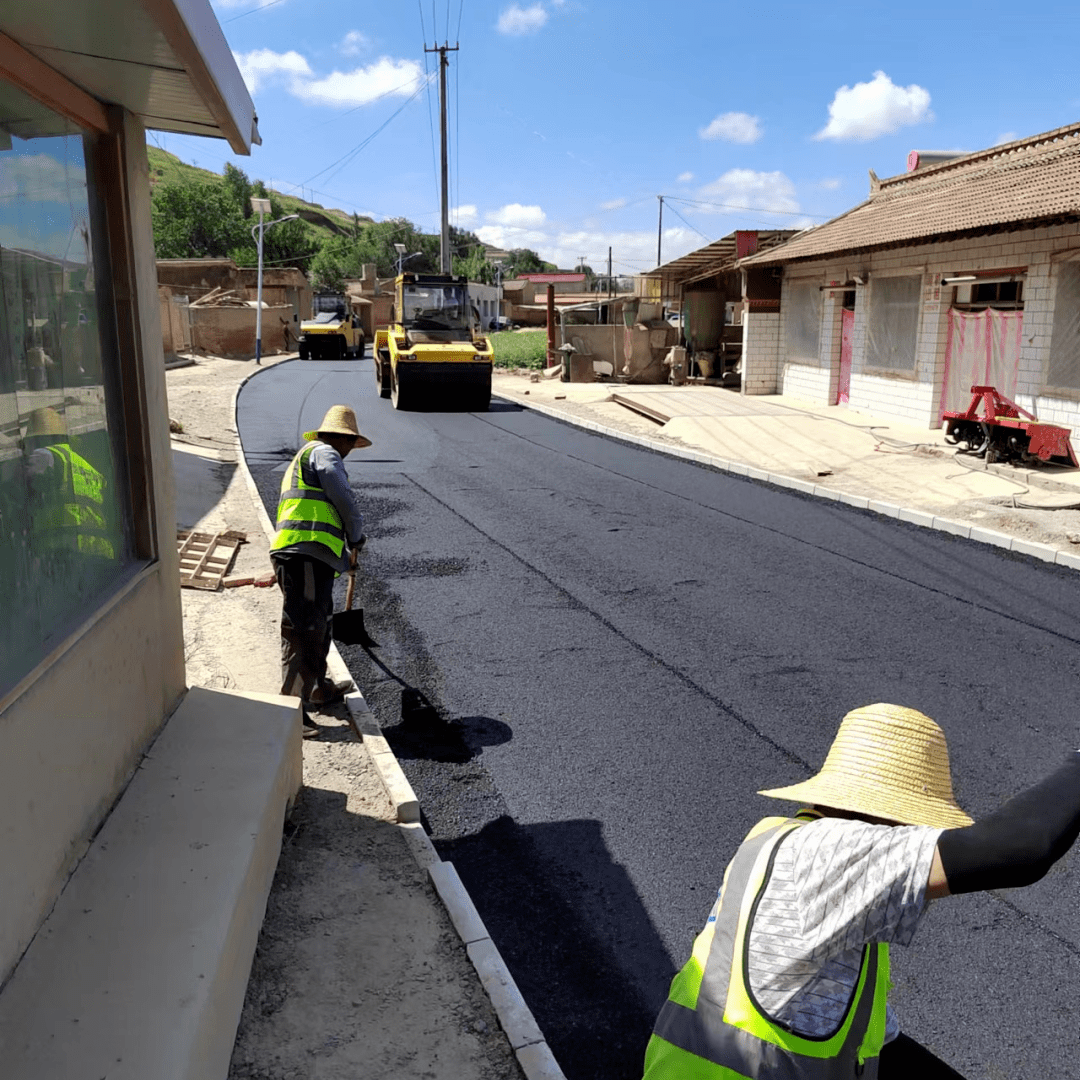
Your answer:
[942,386,1078,467]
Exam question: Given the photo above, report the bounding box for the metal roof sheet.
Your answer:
[651,229,799,288]
[0,0,258,153]
[740,123,1080,267]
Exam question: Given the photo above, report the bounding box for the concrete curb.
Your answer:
[229,361,566,1080]
[503,393,1073,570]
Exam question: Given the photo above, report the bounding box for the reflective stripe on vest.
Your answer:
[644,814,889,1080]
[271,443,345,557]
[41,444,114,558]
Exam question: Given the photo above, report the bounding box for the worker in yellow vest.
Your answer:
[22,406,114,561]
[270,405,370,737]
[645,703,1080,1079]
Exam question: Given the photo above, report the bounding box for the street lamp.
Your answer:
[393,242,422,275]
[251,196,299,365]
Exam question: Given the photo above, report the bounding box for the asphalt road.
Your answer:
[239,355,1080,1080]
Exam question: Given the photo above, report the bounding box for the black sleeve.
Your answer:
[938,752,1080,894]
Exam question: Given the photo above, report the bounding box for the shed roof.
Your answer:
[740,122,1080,267]
[650,230,799,289]
[0,0,259,153]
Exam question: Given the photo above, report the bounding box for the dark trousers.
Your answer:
[274,554,335,703]
[880,1033,965,1078]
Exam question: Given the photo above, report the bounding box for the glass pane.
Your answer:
[402,283,469,329]
[0,81,133,691]
[868,275,921,371]
[785,283,823,366]
[1048,262,1080,391]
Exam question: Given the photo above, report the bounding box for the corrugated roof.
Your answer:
[740,122,1080,267]
[650,229,799,289]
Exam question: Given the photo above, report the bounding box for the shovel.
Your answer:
[332,546,378,648]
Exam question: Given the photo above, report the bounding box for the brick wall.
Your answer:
[741,311,781,395]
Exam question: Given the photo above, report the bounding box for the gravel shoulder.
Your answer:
[166,353,524,1080]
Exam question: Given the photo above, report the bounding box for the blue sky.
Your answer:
[155,0,1080,276]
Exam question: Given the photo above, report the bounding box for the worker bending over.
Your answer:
[644,703,1080,1079]
[270,405,368,737]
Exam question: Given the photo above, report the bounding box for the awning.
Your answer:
[0,0,259,153]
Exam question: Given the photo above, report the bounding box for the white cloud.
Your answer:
[474,222,700,275]
[0,153,87,204]
[341,31,370,56]
[700,112,762,144]
[453,205,479,225]
[815,70,931,141]
[497,4,548,35]
[696,169,800,215]
[995,131,1018,145]
[293,57,425,107]
[600,197,627,211]
[233,48,312,95]
[818,177,842,190]
[677,172,694,183]
[487,203,547,228]
[216,0,284,8]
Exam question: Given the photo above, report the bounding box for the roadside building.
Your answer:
[0,4,300,1077]
[736,124,1080,428]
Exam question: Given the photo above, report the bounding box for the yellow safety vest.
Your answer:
[40,444,114,558]
[271,443,346,559]
[644,813,890,1080]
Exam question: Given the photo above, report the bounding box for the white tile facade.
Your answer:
[741,223,1080,429]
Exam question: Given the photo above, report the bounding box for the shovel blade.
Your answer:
[332,608,378,648]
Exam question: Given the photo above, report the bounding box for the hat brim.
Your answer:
[304,430,372,449]
[758,776,973,830]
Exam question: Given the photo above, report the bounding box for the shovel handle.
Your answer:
[344,546,357,611]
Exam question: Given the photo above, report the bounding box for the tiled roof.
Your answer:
[740,122,1080,267]
[520,273,586,283]
[650,229,798,288]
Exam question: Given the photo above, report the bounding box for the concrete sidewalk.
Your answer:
[492,370,1080,563]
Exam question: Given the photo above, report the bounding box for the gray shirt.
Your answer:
[272,441,364,573]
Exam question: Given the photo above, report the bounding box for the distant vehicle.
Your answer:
[489,317,515,331]
[298,293,364,360]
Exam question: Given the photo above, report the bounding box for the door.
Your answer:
[940,308,1023,418]
[836,307,854,404]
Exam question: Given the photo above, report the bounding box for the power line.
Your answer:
[664,194,827,220]
[224,0,287,23]
[664,200,713,244]
[456,0,465,40]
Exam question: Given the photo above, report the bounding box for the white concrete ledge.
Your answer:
[898,508,936,528]
[467,937,545,1051]
[429,861,489,945]
[0,686,302,1080]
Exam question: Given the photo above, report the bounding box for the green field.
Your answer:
[491,329,547,369]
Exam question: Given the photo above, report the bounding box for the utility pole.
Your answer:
[608,246,613,299]
[657,195,664,267]
[425,40,459,274]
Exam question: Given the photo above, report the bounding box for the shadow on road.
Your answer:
[442,815,674,1080]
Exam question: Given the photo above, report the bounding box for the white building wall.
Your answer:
[754,222,1080,429]
[741,311,781,395]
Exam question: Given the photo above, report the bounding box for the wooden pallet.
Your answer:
[177,529,244,590]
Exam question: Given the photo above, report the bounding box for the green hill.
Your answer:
[146,146,369,242]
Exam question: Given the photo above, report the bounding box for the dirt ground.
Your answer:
[165,353,524,1080]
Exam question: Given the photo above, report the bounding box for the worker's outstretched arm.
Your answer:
[928,751,1080,899]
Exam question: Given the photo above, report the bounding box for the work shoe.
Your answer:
[301,709,320,739]
[303,678,353,708]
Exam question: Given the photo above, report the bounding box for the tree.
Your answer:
[503,247,557,278]
[151,181,250,259]
[222,163,254,218]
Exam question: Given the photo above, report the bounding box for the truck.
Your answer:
[298,292,365,361]
[373,273,492,410]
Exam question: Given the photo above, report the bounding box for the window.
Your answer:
[1047,262,1080,392]
[785,282,823,366]
[0,80,135,692]
[953,279,1024,310]
[867,275,921,372]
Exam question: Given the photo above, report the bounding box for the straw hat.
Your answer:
[759,704,973,829]
[25,406,68,440]
[303,405,372,449]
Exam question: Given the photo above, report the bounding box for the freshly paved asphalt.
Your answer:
[239,355,1080,1080]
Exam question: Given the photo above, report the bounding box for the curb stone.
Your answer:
[231,359,566,1080]
[501,392,1080,571]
